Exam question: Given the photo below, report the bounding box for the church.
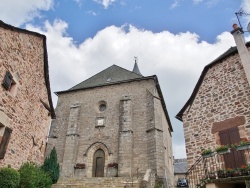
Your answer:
[46,62,174,187]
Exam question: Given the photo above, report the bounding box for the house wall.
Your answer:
[182,49,250,168]
[0,26,51,168]
[46,79,173,181]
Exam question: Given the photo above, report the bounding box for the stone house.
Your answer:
[46,63,174,187]
[0,21,55,169]
[176,26,250,188]
[174,158,188,183]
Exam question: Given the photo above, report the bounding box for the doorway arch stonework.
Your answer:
[85,142,110,177]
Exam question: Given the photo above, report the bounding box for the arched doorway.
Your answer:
[92,149,105,177]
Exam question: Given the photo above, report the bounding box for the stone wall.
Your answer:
[182,49,250,168]
[0,26,51,168]
[46,79,173,181]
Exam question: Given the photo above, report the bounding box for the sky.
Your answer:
[1,0,250,159]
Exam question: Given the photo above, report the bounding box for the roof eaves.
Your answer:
[175,43,250,121]
[55,76,155,95]
[0,20,56,119]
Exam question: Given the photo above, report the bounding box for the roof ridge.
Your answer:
[69,64,143,91]
[68,64,116,90]
[176,42,250,121]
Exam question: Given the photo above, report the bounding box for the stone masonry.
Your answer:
[0,21,55,169]
[46,65,174,187]
[178,46,250,168]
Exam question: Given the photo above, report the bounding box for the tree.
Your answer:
[41,147,60,184]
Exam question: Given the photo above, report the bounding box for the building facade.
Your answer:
[46,64,174,186]
[176,27,250,187]
[0,21,55,169]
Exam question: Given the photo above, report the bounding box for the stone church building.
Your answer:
[46,63,174,187]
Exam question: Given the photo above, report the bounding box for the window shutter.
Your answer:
[0,127,12,159]
[2,71,13,90]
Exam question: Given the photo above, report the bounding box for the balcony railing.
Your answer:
[185,146,250,188]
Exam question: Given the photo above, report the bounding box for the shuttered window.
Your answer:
[2,71,13,91]
[0,127,12,159]
[219,127,245,168]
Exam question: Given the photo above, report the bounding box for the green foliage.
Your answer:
[41,147,60,184]
[238,141,250,146]
[215,145,229,152]
[154,180,163,188]
[0,167,20,188]
[19,162,52,188]
[201,148,213,155]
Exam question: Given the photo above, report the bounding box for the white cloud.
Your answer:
[242,0,250,12]
[93,0,116,9]
[170,0,181,9]
[0,0,54,26]
[86,10,98,16]
[242,0,250,26]
[73,0,83,8]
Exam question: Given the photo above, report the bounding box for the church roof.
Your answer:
[176,42,250,121]
[69,64,143,91]
[56,64,173,132]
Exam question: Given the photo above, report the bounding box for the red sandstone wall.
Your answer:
[0,26,51,168]
[182,50,250,168]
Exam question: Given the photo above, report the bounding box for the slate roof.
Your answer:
[69,64,143,91]
[176,42,250,121]
[174,158,188,174]
[56,64,173,132]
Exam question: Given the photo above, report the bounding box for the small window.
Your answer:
[99,104,106,112]
[0,127,12,159]
[2,71,13,91]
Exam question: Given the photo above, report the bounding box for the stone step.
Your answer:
[52,177,141,188]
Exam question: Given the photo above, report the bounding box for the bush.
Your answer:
[19,162,52,188]
[0,167,20,188]
[41,147,60,184]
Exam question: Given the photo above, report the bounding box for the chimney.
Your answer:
[231,23,250,85]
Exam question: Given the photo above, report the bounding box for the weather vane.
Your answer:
[134,56,138,63]
[235,8,250,32]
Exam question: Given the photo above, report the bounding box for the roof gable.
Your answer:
[69,64,143,91]
[0,20,55,119]
[176,42,250,121]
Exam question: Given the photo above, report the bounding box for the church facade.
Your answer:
[46,64,174,186]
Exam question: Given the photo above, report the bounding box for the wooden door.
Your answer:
[92,149,105,177]
[219,127,245,168]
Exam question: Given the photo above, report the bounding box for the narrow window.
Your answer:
[0,127,12,159]
[2,71,13,91]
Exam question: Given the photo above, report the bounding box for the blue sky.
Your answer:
[32,0,241,43]
[1,0,250,158]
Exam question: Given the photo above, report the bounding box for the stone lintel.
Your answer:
[212,116,246,133]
